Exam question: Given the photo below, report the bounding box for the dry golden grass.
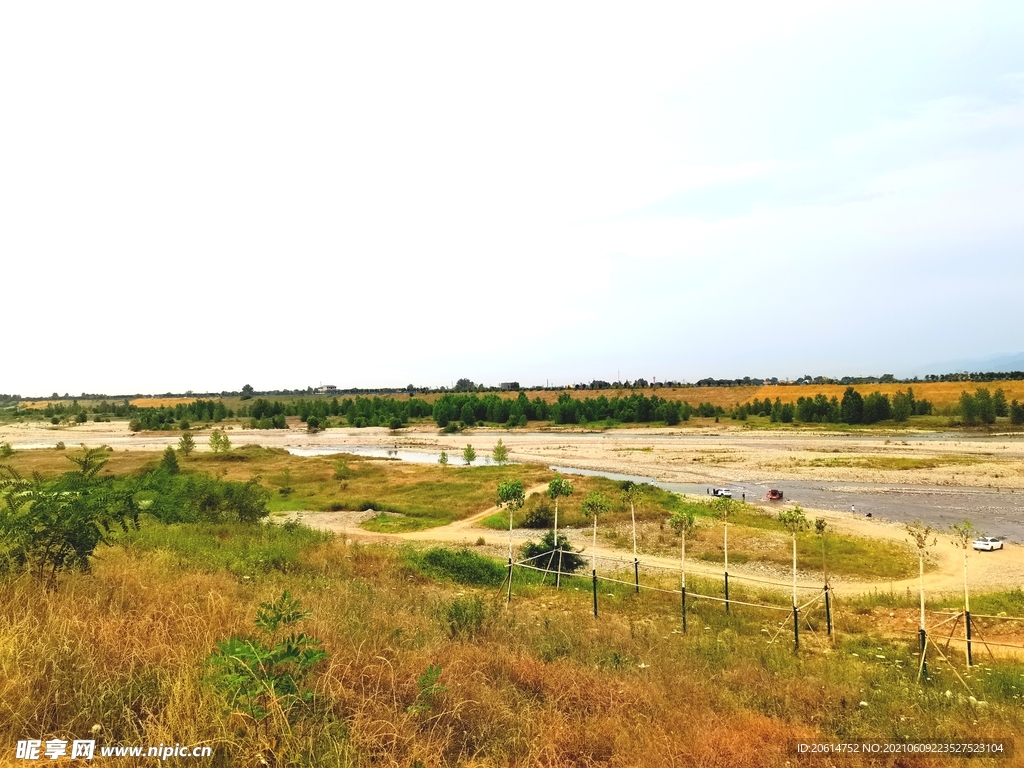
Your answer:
[3,531,1021,767]
[2,447,159,478]
[128,397,201,408]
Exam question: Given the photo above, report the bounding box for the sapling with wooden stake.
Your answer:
[582,491,611,618]
[669,507,697,632]
[496,479,525,604]
[712,497,732,612]
[779,506,809,649]
[948,520,976,668]
[905,520,937,678]
[547,476,574,588]
[620,482,645,593]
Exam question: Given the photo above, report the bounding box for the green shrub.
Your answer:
[207,590,328,724]
[442,596,488,639]
[523,501,553,529]
[414,547,505,586]
[521,531,586,574]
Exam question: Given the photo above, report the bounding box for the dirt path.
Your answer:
[293,492,1024,597]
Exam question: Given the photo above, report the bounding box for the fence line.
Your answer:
[585,551,825,590]
[887,627,1024,653]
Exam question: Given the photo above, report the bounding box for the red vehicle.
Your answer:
[767,489,783,501]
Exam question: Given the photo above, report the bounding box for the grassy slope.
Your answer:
[484,477,917,581]
[1,524,1020,767]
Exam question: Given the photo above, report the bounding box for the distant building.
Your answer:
[500,382,520,391]
[316,385,338,395]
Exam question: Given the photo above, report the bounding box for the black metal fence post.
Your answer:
[824,584,833,636]
[592,569,598,618]
[965,612,973,667]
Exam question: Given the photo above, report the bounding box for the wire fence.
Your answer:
[501,547,1024,669]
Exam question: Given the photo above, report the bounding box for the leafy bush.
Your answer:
[142,472,269,524]
[523,501,553,529]
[521,531,586,574]
[0,442,14,458]
[207,590,328,725]
[0,449,139,588]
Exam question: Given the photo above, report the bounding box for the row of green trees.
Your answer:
[958,388,1012,426]
[238,396,433,430]
[432,391,718,428]
[733,388,935,425]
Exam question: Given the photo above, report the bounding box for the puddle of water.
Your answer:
[286,445,506,467]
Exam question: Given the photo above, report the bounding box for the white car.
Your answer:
[972,537,1004,552]
[712,488,733,498]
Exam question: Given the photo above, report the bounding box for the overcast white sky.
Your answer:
[3,2,1023,396]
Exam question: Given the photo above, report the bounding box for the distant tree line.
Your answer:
[732,387,934,425]
[128,399,233,431]
[431,391,724,428]
[236,396,433,430]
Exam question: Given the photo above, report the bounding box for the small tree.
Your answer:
[948,520,975,620]
[178,431,196,457]
[711,497,733,577]
[905,520,937,661]
[496,479,526,562]
[161,445,180,475]
[669,508,697,590]
[492,439,508,465]
[815,517,828,582]
[240,384,254,401]
[438,450,449,470]
[582,491,611,570]
[546,476,574,585]
[620,481,645,563]
[210,429,231,454]
[779,506,809,609]
[462,444,476,465]
[547,476,574,549]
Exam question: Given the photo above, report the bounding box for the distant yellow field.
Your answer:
[17,380,1024,413]
[127,397,200,408]
[405,381,1024,410]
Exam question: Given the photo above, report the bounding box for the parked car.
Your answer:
[973,536,1004,552]
[712,488,733,498]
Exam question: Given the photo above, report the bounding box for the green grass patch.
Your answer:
[403,546,507,586]
[117,519,331,579]
[806,455,980,471]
